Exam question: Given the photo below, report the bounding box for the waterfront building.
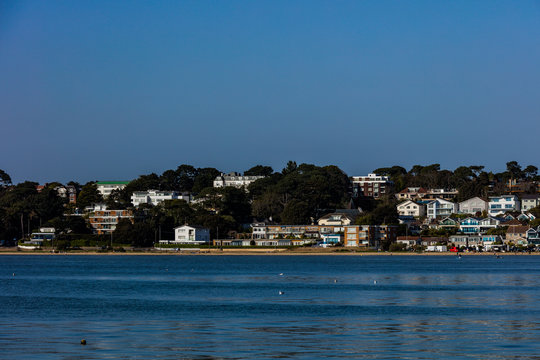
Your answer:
[449,235,482,249]
[506,225,530,242]
[488,195,521,216]
[167,225,210,244]
[88,204,134,234]
[521,194,540,212]
[459,197,488,215]
[397,200,426,217]
[351,173,393,199]
[426,198,458,219]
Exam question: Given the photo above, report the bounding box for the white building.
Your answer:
[251,223,267,239]
[521,194,540,212]
[96,181,130,198]
[488,195,521,216]
[213,172,265,189]
[459,197,488,215]
[426,198,458,219]
[351,173,393,199]
[397,200,426,217]
[171,225,210,244]
[131,190,192,207]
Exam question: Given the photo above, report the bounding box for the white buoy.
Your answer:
[279,291,284,295]
[373,280,377,285]
[334,279,338,283]
[279,273,284,276]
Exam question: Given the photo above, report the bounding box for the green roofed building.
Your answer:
[96,181,130,198]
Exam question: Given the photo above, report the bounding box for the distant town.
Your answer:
[1,161,539,253]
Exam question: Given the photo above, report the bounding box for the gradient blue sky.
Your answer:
[1,1,539,184]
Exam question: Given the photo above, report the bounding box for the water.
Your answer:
[1,255,540,359]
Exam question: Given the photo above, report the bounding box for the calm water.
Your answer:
[1,255,540,359]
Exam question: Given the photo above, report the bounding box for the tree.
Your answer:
[0,169,12,187]
[524,165,538,180]
[280,199,311,224]
[192,167,220,193]
[282,161,297,175]
[506,161,522,180]
[244,165,273,177]
[77,182,103,209]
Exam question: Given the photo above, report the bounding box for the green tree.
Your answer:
[244,165,273,177]
[77,182,103,209]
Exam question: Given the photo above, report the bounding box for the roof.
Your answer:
[506,225,530,234]
[521,194,540,200]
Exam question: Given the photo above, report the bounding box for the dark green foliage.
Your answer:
[77,182,103,209]
[244,165,273,177]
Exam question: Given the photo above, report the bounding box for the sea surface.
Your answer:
[1,254,540,359]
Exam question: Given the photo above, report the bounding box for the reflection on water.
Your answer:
[1,255,540,359]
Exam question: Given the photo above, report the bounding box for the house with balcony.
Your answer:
[424,188,459,201]
[96,181,130,198]
[131,190,192,207]
[458,197,488,215]
[526,226,540,245]
[459,217,482,234]
[395,187,429,201]
[213,172,265,189]
[169,225,210,244]
[449,235,482,249]
[426,198,458,219]
[397,200,426,217]
[351,173,393,199]
[88,205,134,234]
[488,195,520,217]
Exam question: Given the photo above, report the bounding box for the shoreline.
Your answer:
[1,248,539,256]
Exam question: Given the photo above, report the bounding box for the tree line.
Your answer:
[0,161,538,247]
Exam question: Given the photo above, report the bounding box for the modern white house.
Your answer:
[213,172,265,189]
[488,195,520,216]
[169,225,210,244]
[521,194,540,212]
[131,190,192,207]
[426,198,458,219]
[397,200,426,217]
[96,181,130,198]
[251,223,268,239]
[459,197,488,215]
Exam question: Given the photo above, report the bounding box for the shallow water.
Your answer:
[1,255,540,359]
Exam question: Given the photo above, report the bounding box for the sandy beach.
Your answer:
[1,247,538,256]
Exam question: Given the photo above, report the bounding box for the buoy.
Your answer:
[80,339,86,345]
[12,273,15,276]
[373,280,377,285]
[279,291,284,295]
[334,279,338,283]
[279,273,284,276]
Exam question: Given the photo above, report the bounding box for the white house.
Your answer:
[426,198,457,219]
[166,225,210,244]
[397,200,426,217]
[488,195,520,216]
[131,190,192,207]
[213,172,265,189]
[251,223,267,239]
[521,194,540,212]
[459,197,488,215]
[96,181,130,198]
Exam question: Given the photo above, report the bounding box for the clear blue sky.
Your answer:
[1,1,539,184]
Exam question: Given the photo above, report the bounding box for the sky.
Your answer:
[1,0,539,184]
